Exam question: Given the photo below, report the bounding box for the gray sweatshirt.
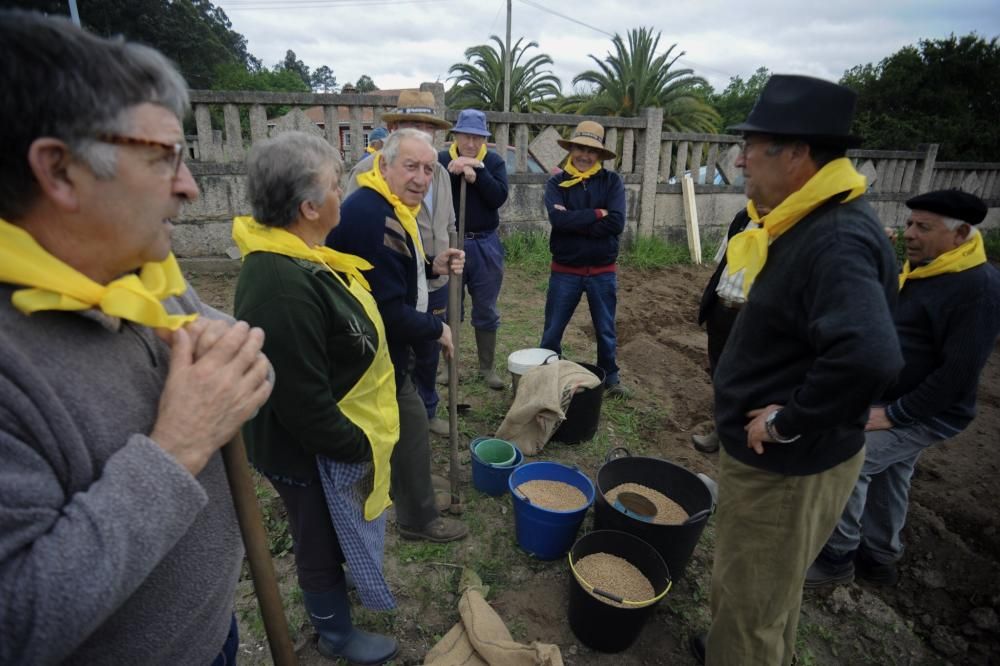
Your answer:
[0,285,243,664]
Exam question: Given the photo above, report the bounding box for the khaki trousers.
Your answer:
[706,446,865,665]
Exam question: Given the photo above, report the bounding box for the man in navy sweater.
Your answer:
[540,120,630,398]
[438,109,509,389]
[806,189,1000,588]
[694,75,903,666]
[330,128,468,543]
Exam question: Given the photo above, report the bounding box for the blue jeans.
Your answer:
[461,232,504,331]
[210,614,238,666]
[823,422,940,564]
[412,287,448,419]
[539,270,620,385]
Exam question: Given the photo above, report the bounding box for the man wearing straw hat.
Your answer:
[693,75,903,665]
[438,108,510,390]
[540,120,631,399]
[806,189,1000,589]
[0,11,272,664]
[345,89,456,438]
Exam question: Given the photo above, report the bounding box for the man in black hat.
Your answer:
[693,75,904,666]
[806,189,1000,589]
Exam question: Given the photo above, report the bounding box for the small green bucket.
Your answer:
[473,438,517,467]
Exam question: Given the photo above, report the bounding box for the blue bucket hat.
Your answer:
[452,109,491,137]
[368,126,389,142]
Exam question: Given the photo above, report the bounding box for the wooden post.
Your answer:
[681,173,703,265]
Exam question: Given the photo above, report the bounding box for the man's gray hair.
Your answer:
[0,10,191,220]
[381,128,434,166]
[247,131,342,229]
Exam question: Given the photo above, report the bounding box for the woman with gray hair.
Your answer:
[233,131,400,664]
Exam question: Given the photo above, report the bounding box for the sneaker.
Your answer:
[692,431,720,453]
[804,558,854,589]
[428,417,450,437]
[855,548,899,586]
[688,632,707,665]
[398,517,468,543]
[605,383,633,400]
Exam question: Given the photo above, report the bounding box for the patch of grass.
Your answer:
[620,234,695,269]
[501,231,550,271]
[391,541,453,564]
[983,228,1000,261]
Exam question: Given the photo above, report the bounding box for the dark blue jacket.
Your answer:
[883,261,1000,437]
[437,149,509,234]
[328,187,442,382]
[544,168,626,266]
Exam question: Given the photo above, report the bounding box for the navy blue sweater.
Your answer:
[328,187,443,382]
[437,149,509,233]
[543,169,626,266]
[714,197,904,476]
[883,261,1000,437]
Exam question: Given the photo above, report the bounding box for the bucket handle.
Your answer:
[542,353,560,365]
[591,587,623,604]
[568,553,673,607]
[604,447,630,464]
[683,508,712,525]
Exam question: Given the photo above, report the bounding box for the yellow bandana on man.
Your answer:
[725,157,867,298]
[448,142,487,163]
[356,153,427,261]
[559,160,602,188]
[0,216,197,330]
[231,216,373,290]
[899,230,986,290]
[366,146,377,155]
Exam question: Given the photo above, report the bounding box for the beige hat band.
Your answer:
[573,131,604,142]
[396,107,435,115]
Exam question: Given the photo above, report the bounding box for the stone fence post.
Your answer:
[637,107,664,237]
[915,143,939,194]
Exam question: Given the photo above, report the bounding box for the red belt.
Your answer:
[551,261,617,276]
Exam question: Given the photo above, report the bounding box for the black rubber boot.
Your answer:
[302,583,398,665]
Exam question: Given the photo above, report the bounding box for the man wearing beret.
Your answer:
[806,189,1000,588]
[693,75,904,665]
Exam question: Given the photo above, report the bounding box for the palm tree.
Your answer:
[447,35,562,112]
[572,27,720,133]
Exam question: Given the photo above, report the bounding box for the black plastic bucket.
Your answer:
[593,449,713,581]
[567,530,671,653]
[551,362,605,444]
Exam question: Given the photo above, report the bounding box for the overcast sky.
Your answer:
[214,0,999,94]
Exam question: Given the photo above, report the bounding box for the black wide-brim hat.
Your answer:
[728,74,863,147]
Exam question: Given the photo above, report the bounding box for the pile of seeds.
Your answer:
[575,552,655,608]
[516,479,587,511]
[606,482,689,524]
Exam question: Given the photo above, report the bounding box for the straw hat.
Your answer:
[557,120,616,161]
[381,90,452,130]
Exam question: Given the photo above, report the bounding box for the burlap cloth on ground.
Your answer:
[423,586,564,666]
[495,360,602,455]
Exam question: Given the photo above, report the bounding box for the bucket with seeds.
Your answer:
[509,461,594,560]
[567,530,671,652]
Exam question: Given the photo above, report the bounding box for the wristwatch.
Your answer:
[764,409,801,443]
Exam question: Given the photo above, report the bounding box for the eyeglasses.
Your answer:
[96,134,185,178]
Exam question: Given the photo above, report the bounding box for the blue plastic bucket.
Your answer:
[508,462,595,560]
[470,437,523,496]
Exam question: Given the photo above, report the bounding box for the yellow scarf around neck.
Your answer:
[559,160,602,188]
[231,216,373,291]
[725,157,867,298]
[899,230,986,290]
[448,142,487,163]
[365,146,377,155]
[0,216,196,330]
[356,153,427,262]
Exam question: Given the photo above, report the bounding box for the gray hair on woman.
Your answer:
[247,131,343,228]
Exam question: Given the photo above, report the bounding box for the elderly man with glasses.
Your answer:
[0,12,273,664]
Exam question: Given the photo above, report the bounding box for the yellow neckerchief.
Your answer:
[366,146,377,155]
[231,216,372,291]
[0,216,197,330]
[326,267,399,519]
[559,160,602,188]
[448,142,487,163]
[899,229,986,290]
[356,153,426,262]
[725,157,867,298]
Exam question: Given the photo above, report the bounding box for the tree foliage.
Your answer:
[279,49,311,89]
[212,63,311,93]
[310,65,338,93]
[354,75,378,93]
[709,66,770,132]
[569,27,720,133]
[840,34,1000,161]
[446,35,561,112]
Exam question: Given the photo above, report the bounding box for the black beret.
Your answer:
[905,189,987,225]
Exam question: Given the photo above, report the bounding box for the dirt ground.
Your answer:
[188,260,1000,665]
